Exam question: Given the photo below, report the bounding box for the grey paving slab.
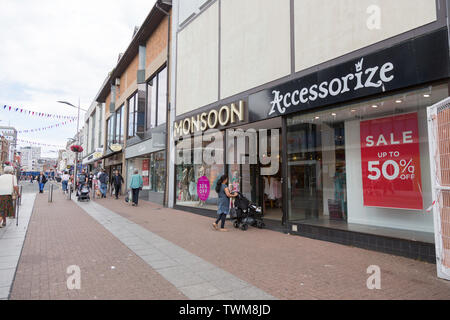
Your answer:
[178,282,222,299]
[200,293,234,300]
[147,258,180,270]
[74,199,276,300]
[0,286,10,299]
[0,269,16,287]
[141,252,170,263]
[0,193,36,300]
[0,261,18,270]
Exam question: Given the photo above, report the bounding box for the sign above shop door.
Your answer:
[249,29,450,122]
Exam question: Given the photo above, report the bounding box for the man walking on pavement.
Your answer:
[98,169,109,199]
[38,172,47,194]
[113,170,124,200]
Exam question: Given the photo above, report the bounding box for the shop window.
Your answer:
[146,67,168,130]
[107,116,114,147]
[115,105,124,144]
[127,151,166,196]
[128,93,138,138]
[175,131,224,211]
[286,83,447,236]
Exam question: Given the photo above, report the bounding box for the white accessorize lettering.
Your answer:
[269,90,285,116]
[268,58,396,115]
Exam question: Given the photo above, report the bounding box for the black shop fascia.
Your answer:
[249,28,450,122]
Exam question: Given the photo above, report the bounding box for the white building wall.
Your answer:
[220,0,291,99]
[294,0,437,73]
[174,0,438,116]
[176,1,219,116]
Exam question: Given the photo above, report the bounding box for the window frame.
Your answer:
[145,65,168,131]
[127,91,138,139]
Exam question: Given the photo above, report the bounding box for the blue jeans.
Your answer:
[62,181,68,192]
[39,183,45,192]
[100,183,107,197]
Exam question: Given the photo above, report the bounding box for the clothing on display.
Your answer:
[264,177,282,201]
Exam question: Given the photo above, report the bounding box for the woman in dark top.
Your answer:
[212,175,237,232]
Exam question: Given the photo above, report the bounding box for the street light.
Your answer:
[57,99,86,194]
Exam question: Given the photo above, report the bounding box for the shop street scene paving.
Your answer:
[1,0,450,303]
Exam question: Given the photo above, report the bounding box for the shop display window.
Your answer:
[127,151,166,197]
[287,83,448,235]
[175,132,224,211]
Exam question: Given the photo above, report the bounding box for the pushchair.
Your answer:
[77,183,91,202]
[232,192,265,231]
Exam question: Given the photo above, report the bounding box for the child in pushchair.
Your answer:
[77,183,91,202]
[232,192,265,231]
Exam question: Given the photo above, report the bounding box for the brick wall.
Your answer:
[146,16,169,70]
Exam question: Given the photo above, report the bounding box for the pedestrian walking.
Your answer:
[212,175,238,232]
[61,171,70,194]
[98,169,109,198]
[30,175,33,184]
[129,169,143,207]
[0,166,20,228]
[38,172,47,194]
[113,170,124,200]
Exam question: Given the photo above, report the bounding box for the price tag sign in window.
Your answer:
[197,176,211,202]
[360,113,423,210]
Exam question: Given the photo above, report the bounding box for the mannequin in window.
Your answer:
[181,167,190,201]
[188,167,197,201]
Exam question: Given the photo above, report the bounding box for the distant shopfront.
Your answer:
[125,130,167,205]
[173,29,450,261]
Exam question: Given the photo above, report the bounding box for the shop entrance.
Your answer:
[228,118,284,222]
[287,122,347,223]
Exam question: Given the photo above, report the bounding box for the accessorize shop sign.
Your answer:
[360,113,423,210]
[249,29,449,120]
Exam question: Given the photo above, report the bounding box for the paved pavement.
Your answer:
[0,193,35,300]
[9,189,185,300]
[96,196,450,300]
[6,182,450,300]
[74,198,275,300]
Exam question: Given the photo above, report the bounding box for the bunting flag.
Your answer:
[17,139,65,148]
[17,119,75,134]
[2,104,78,120]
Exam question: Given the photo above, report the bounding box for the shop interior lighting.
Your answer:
[424,94,431,98]
[395,100,403,103]
[372,105,378,108]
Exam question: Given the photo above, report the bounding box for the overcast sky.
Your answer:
[0,0,156,158]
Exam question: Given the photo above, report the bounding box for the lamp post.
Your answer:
[57,100,87,193]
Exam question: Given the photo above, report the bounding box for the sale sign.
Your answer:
[197,176,211,202]
[360,113,423,210]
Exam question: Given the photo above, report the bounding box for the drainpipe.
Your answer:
[155,0,171,207]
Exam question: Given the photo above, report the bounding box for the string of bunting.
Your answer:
[17,119,75,134]
[17,139,65,148]
[2,105,78,120]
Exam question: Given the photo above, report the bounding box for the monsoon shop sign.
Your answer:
[248,29,450,120]
[174,101,246,138]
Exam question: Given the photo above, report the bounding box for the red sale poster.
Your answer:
[142,159,150,187]
[360,113,423,210]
